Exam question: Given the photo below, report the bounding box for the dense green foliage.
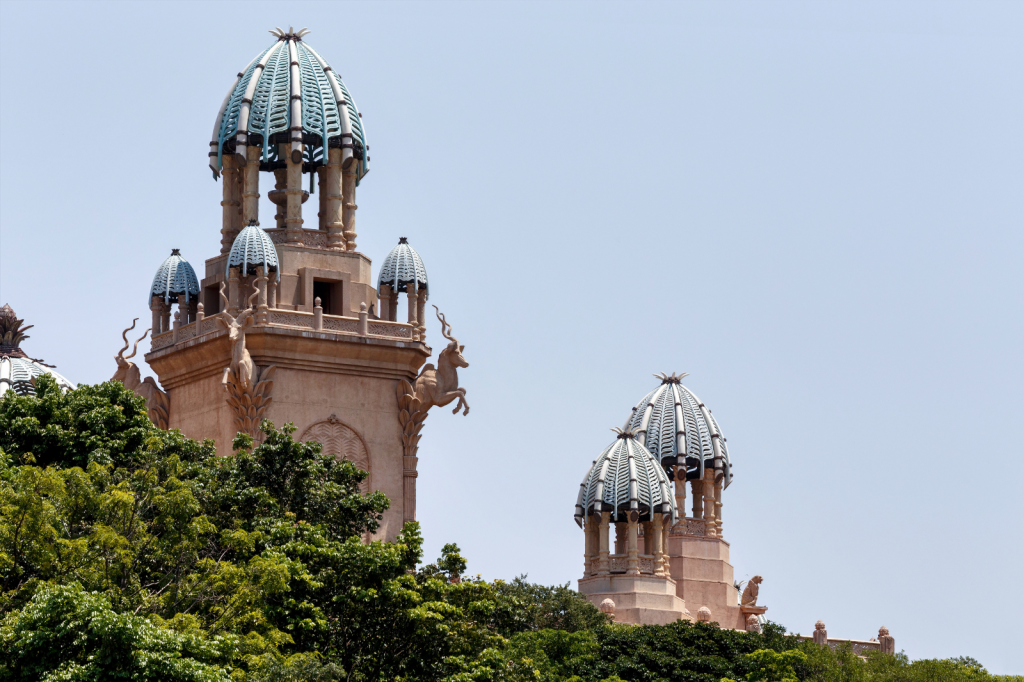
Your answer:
[0,377,1017,681]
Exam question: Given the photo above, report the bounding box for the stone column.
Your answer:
[227,268,240,317]
[220,155,242,253]
[160,301,171,334]
[274,166,286,229]
[379,284,392,321]
[417,289,427,341]
[714,475,723,537]
[177,294,189,326]
[325,148,345,249]
[285,146,304,245]
[614,522,626,554]
[255,267,269,324]
[407,287,418,340]
[268,278,277,310]
[172,311,180,343]
[584,515,596,576]
[598,511,611,576]
[242,146,260,226]
[702,470,717,538]
[691,479,702,520]
[389,290,399,322]
[652,512,666,577]
[196,303,205,324]
[358,302,368,336]
[674,467,687,525]
[641,521,653,554]
[341,165,357,251]
[316,166,326,230]
[313,297,323,331]
[403,455,418,522]
[626,511,640,576]
[151,296,163,334]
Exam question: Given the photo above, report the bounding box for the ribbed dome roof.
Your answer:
[0,304,73,397]
[623,373,732,489]
[378,237,428,297]
[227,223,280,281]
[574,430,676,526]
[210,27,368,183]
[150,250,200,304]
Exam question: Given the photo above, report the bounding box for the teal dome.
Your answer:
[574,429,676,527]
[227,223,280,281]
[150,249,200,304]
[209,27,368,183]
[378,237,428,298]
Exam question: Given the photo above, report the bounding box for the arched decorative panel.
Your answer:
[300,414,370,492]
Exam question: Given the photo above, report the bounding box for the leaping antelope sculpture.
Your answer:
[111,319,169,428]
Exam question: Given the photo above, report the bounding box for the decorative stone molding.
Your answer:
[217,292,276,441]
[112,320,170,429]
[697,606,712,623]
[599,598,615,616]
[269,311,315,329]
[671,518,706,536]
[300,414,370,492]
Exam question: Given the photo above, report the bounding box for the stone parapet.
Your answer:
[579,575,690,626]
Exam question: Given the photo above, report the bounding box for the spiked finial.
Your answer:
[655,372,689,384]
[0,304,32,357]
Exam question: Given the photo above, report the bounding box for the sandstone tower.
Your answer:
[139,28,457,541]
[575,373,764,629]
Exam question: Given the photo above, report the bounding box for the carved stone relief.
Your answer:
[300,414,370,492]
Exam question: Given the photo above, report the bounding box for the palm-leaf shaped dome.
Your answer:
[227,223,280,281]
[574,429,676,527]
[149,249,200,304]
[623,373,732,488]
[0,304,73,397]
[378,237,428,298]
[209,27,368,184]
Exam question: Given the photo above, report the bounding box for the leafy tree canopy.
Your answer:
[0,377,1016,682]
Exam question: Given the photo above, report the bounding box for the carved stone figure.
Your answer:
[878,626,895,655]
[111,319,169,429]
[741,575,763,606]
[599,598,615,617]
[396,307,469,458]
[746,615,761,633]
[217,284,275,439]
[697,606,712,623]
[812,620,828,646]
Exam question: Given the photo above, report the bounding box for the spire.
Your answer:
[0,304,32,358]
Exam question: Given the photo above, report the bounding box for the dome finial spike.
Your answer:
[654,371,689,384]
[611,426,638,439]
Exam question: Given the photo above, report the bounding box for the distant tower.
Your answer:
[144,28,438,540]
[0,304,73,396]
[574,372,762,629]
[574,429,689,624]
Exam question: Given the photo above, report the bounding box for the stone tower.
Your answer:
[575,373,764,629]
[142,28,446,541]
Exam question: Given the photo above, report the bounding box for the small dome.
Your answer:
[623,373,733,489]
[574,429,676,526]
[0,304,73,397]
[227,223,280,281]
[210,27,368,184]
[150,249,200,304]
[378,237,428,298]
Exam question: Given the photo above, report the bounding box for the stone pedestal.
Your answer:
[579,575,690,626]
[666,525,752,630]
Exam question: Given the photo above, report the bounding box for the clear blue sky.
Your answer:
[1,0,1020,673]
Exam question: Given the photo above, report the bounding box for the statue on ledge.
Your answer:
[741,575,763,606]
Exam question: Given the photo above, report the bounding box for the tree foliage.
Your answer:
[0,378,1016,682]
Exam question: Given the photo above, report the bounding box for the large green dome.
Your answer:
[209,27,368,182]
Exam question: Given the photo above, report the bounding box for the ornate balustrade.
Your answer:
[150,310,415,352]
[607,554,655,575]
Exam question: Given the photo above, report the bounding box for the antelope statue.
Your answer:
[216,282,256,390]
[111,319,169,428]
[412,306,469,416]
